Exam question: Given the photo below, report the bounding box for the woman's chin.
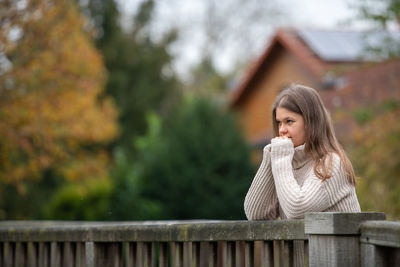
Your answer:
[294,142,305,148]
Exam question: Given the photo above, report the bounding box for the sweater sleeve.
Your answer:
[270,138,353,219]
[244,144,280,220]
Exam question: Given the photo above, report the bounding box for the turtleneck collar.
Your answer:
[292,144,311,169]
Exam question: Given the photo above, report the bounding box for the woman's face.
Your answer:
[275,107,306,147]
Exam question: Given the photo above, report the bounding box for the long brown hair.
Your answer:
[272,84,356,185]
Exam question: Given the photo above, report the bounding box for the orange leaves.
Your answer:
[59,151,110,182]
[0,0,118,186]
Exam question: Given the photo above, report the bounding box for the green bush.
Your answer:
[44,178,112,220]
[351,106,400,220]
[110,98,254,220]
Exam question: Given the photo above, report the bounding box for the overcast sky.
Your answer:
[117,0,371,78]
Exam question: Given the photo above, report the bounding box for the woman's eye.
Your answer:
[287,120,294,124]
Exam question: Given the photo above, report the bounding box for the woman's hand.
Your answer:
[271,137,294,158]
[272,136,293,144]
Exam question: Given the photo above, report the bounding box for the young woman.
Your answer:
[244,84,361,220]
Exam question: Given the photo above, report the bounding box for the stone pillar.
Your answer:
[305,212,386,267]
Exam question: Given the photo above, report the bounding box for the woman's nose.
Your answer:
[279,125,287,135]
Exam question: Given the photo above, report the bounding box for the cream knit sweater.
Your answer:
[244,138,361,220]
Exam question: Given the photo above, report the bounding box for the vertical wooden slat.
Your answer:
[283,241,293,267]
[273,240,281,267]
[0,242,3,266]
[244,241,254,267]
[170,242,176,267]
[63,242,74,267]
[257,241,273,267]
[199,242,209,267]
[224,241,235,267]
[94,242,122,267]
[151,242,156,267]
[50,242,61,267]
[170,242,174,267]
[192,242,200,267]
[3,242,14,267]
[265,241,274,267]
[253,241,262,267]
[303,241,309,267]
[213,242,218,267]
[220,241,229,267]
[183,242,193,267]
[114,242,123,267]
[171,242,183,267]
[75,242,85,267]
[142,242,153,267]
[15,242,27,267]
[360,243,388,267]
[85,242,95,267]
[27,242,37,267]
[158,242,168,267]
[210,242,218,267]
[38,242,50,267]
[143,243,149,267]
[293,240,304,267]
[94,243,105,267]
[228,242,235,267]
[235,241,242,267]
[136,242,144,267]
[125,242,136,267]
[113,242,123,267]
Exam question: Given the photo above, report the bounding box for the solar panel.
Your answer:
[298,30,400,62]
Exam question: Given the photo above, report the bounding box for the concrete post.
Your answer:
[305,212,386,267]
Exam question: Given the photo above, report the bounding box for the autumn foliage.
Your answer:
[352,104,400,220]
[0,0,118,190]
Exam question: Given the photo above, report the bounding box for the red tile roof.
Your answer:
[319,59,400,141]
[320,59,400,111]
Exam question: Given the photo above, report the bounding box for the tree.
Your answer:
[0,0,118,218]
[80,0,181,152]
[110,98,254,220]
[356,0,400,57]
[352,103,400,220]
[186,57,231,98]
[358,0,400,28]
[131,0,284,79]
[108,114,164,220]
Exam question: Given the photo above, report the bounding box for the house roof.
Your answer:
[230,28,400,107]
[320,59,400,111]
[230,28,326,107]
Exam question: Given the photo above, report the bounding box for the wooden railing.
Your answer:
[360,220,400,267]
[0,212,398,267]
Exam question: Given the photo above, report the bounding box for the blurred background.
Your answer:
[0,0,399,221]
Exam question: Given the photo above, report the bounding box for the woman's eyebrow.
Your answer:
[277,116,295,121]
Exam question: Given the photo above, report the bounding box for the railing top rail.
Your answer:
[0,219,306,242]
[360,220,400,248]
[305,212,386,235]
